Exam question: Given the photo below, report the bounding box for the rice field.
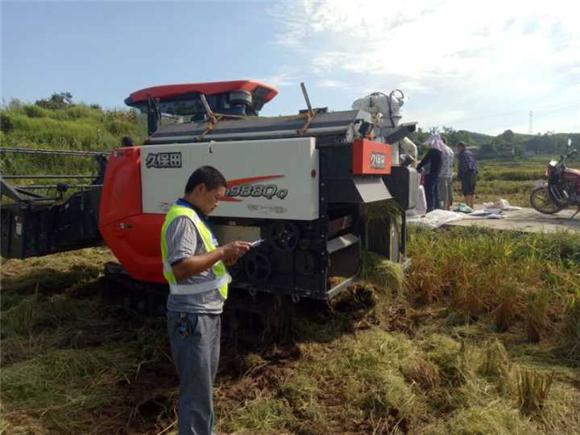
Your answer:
[1,228,578,434]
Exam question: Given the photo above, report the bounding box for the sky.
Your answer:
[2,0,579,135]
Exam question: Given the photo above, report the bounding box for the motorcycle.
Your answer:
[530,145,580,219]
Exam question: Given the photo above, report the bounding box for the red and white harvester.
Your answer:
[1,80,418,312]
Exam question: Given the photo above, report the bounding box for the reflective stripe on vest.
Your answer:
[160,203,231,299]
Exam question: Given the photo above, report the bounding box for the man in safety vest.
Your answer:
[161,165,251,435]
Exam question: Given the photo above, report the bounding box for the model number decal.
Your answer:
[145,152,182,169]
[370,152,386,169]
[226,184,288,200]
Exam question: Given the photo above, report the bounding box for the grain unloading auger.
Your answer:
[1,80,418,311]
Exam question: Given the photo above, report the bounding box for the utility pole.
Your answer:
[528,110,533,135]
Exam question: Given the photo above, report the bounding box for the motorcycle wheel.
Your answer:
[530,186,563,214]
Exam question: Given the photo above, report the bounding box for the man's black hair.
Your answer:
[457,141,466,148]
[185,166,227,194]
[121,136,134,147]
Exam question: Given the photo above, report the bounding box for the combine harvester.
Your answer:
[1,80,418,319]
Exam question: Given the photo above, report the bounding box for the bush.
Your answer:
[35,92,73,110]
[49,105,98,121]
[1,112,14,133]
[23,105,49,118]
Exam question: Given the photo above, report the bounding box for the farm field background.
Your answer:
[2,98,578,207]
[1,98,579,434]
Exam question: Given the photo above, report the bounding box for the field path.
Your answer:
[445,206,580,233]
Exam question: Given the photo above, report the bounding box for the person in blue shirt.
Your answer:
[456,142,478,208]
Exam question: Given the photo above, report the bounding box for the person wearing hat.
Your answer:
[417,134,444,212]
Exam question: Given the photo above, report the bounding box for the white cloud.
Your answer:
[399,81,428,91]
[317,79,350,88]
[257,69,301,88]
[269,0,580,133]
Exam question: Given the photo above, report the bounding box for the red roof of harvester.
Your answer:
[125,80,278,106]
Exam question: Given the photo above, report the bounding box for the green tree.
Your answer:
[500,129,515,143]
[35,92,74,110]
[479,142,497,157]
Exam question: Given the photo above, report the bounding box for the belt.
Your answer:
[168,273,231,296]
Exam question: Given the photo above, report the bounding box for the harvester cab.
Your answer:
[124,81,279,134]
[99,80,419,302]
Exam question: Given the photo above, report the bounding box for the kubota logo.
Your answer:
[370,152,386,169]
[222,175,287,202]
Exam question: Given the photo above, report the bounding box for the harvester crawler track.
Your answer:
[101,261,310,345]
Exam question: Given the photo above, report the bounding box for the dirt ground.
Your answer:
[445,206,580,233]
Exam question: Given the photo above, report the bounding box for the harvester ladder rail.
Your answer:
[0,147,107,156]
[15,184,103,190]
[2,174,96,179]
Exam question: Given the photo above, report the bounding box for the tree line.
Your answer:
[409,126,579,159]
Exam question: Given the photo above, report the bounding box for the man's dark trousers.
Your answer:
[167,311,221,435]
[424,174,440,212]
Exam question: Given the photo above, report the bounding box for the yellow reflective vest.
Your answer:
[160,203,231,299]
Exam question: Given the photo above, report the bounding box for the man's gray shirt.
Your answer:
[165,215,224,314]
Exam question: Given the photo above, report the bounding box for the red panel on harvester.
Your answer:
[352,139,392,175]
[99,147,142,227]
[99,147,165,283]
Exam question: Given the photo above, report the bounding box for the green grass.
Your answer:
[470,156,580,206]
[360,250,405,295]
[0,248,174,433]
[430,403,540,435]
[479,165,544,181]
[1,102,147,194]
[1,347,135,431]
[2,228,579,434]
